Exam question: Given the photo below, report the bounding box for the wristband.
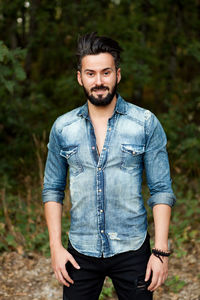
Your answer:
[152,248,171,263]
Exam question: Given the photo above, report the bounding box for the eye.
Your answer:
[104,71,111,76]
[86,72,94,77]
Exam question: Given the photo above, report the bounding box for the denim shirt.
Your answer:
[42,94,176,258]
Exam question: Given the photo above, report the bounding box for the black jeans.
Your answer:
[63,234,153,300]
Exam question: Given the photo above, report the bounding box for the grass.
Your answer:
[170,185,200,258]
[165,275,187,293]
[99,277,115,300]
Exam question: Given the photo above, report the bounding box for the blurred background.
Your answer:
[0,0,200,299]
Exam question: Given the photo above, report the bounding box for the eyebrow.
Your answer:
[84,67,113,73]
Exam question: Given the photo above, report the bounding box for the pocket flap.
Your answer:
[60,146,78,159]
[121,144,144,155]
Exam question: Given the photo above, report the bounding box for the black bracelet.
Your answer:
[152,248,171,263]
[152,248,171,257]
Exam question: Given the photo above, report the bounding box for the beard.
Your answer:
[82,79,117,107]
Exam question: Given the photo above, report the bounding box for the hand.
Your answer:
[145,254,168,291]
[50,244,80,287]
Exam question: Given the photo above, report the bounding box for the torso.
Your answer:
[91,118,108,156]
[88,96,117,156]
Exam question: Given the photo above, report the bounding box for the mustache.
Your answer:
[91,85,109,92]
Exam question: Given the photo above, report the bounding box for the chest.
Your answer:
[60,116,145,170]
[91,119,108,155]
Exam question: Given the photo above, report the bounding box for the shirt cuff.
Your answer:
[147,192,176,209]
[42,190,64,205]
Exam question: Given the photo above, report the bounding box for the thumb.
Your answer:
[145,263,152,282]
[68,253,81,270]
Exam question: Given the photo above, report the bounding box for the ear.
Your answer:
[77,71,83,86]
[117,68,121,84]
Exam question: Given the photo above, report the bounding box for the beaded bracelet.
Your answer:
[152,248,171,263]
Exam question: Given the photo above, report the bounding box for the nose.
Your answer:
[95,73,103,86]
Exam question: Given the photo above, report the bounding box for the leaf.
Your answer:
[15,66,26,81]
[0,41,8,62]
[187,41,200,63]
[4,80,15,94]
[6,234,17,247]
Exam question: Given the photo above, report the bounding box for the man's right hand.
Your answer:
[50,244,80,287]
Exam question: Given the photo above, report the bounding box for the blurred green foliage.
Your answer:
[0,0,199,184]
[165,275,187,293]
[0,41,26,93]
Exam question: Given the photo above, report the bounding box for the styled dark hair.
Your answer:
[76,32,123,71]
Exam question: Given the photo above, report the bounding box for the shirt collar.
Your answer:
[77,93,127,119]
[114,94,127,115]
[77,102,89,119]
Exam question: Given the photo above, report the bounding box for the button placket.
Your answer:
[96,166,105,237]
[95,118,115,254]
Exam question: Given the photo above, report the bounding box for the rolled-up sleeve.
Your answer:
[144,112,176,209]
[42,122,68,204]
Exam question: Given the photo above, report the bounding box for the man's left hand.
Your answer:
[145,254,168,291]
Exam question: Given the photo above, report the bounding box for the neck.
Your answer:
[88,94,117,120]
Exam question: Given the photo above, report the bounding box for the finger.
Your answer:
[56,270,70,287]
[148,272,159,291]
[162,272,168,285]
[68,253,80,269]
[164,270,168,282]
[145,265,151,282]
[61,267,74,284]
[161,273,166,284]
[54,271,59,282]
[152,277,163,291]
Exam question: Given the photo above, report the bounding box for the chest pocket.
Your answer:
[120,144,144,173]
[60,146,84,176]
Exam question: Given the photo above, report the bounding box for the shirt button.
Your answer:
[109,127,111,131]
[98,167,101,171]
[98,189,102,192]
[100,209,104,213]
[92,146,95,150]
[132,151,136,155]
[101,230,104,233]
[103,147,106,150]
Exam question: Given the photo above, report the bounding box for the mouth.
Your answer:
[91,86,109,95]
[94,90,107,95]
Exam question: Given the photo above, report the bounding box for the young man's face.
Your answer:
[77,53,121,106]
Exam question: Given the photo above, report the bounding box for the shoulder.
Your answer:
[121,98,164,136]
[123,99,167,146]
[52,105,84,134]
[123,99,154,125]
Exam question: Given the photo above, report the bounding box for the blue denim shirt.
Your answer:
[42,94,176,258]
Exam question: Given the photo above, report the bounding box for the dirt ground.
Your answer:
[0,245,199,300]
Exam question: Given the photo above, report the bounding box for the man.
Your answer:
[42,32,176,300]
